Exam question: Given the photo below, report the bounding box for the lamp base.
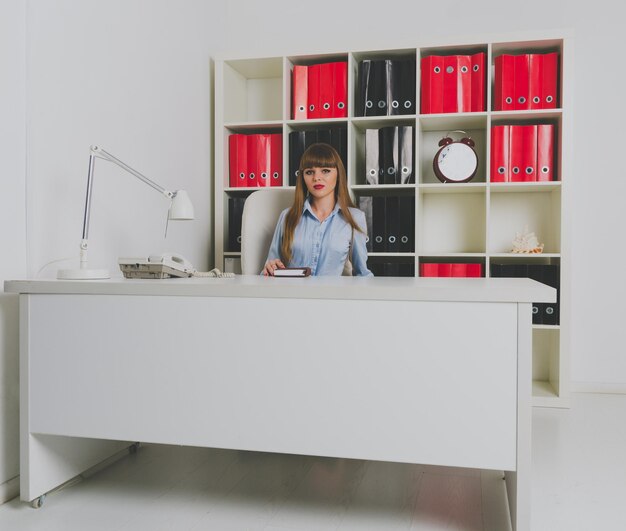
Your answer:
[57,268,110,280]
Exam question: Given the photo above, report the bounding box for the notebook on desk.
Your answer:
[274,267,311,278]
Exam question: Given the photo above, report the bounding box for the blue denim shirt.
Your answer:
[265,198,373,277]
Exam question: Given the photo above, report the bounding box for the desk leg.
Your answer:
[20,434,130,505]
[505,302,532,531]
[19,295,130,505]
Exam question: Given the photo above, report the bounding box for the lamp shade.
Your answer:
[169,190,195,220]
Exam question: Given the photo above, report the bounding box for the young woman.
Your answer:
[263,143,372,276]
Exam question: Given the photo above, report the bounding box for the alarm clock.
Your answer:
[433,131,479,183]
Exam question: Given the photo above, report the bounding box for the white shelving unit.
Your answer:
[214,34,571,408]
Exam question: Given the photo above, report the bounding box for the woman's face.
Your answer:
[302,166,338,201]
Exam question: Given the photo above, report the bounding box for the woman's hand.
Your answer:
[263,259,286,276]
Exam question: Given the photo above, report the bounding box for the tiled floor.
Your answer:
[1,393,625,530]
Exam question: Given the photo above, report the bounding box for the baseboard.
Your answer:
[0,475,19,505]
[571,381,626,394]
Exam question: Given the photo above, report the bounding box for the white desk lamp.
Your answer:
[58,145,195,280]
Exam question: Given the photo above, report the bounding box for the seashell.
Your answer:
[512,226,544,254]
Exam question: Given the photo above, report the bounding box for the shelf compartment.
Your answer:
[419,125,487,184]
[417,192,486,254]
[488,190,561,254]
[352,120,417,186]
[223,128,284,190]
[287,53,349,121]
[489,116,562,183]
[491,39,564,113]
[418,256,486,278]
[223,57,283,123]
[352,49,417,119]
[367,253,416,277]
[223,194,248,254]
[418,44,488,116]
[532,327,561,399]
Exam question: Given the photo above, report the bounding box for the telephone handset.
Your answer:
[149,253,194,273]
[118,254,235,279]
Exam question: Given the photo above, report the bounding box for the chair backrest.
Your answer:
[241,189,294,275]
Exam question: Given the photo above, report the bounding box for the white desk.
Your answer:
[5,276,555,530]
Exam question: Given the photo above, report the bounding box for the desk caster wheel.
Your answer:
[129,442,140,454]
[31,495,45,509]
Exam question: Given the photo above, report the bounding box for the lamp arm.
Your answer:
[81,152,96,242]
[78,152,98,267]
[90,145,173,198]
[78,145,177,267]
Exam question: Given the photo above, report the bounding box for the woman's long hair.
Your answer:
[280,143,363,264]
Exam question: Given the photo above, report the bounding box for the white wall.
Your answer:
[219,0,626,388]
[26,0,226,277]
[0,0,27,501]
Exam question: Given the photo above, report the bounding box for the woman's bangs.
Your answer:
[299,145,337,170]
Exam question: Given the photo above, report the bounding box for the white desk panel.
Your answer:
[28,294,517,471]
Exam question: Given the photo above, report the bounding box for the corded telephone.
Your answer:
[118,254,235,279]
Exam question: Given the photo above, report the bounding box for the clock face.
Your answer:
[434,142,478,183]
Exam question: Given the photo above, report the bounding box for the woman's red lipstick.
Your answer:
[313,184,324,190]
